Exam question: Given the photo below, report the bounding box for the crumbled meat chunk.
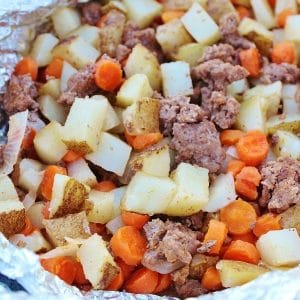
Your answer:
[172,121,225,174]
[259,157,300,213]
[115,44,131,62]
[172,265,189,285]
[143,218,167,248]
[182,211,204,231]
[58,63,97,105]
[80,1,102,25]
[197,240,217,254]
[200,43,235,64]
[2,75,38,115]
[175,279,207,298]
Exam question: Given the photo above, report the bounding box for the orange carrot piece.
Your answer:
[236,130,269,166]
[95,58,123,92]
[223,240,260,264]
[161,10,185,23]
[271,42,295,64]
[110,226,147,266]
[236,6,253,20]
[124,130,136,145]
[236,166,261,186]
[253,213,281,237]
[220,130,244,146]
[20,216,35,236]
[220,199,257,235]
[235,179,258,201]
[93,181,116,192]
[277,8,296,28]
[107,268,124,291]
[201,266,222,291]
[231,231,257,244]
[73,261,89,285]
[40,165,67,201]
[125,267,159,294]
[154,274,172,293]
[227,160,246,177]
[203,220,228,255]
[15,57,38,81]
[89,222,106,235]
[45,57,64,79]
[268,0,276,8]
[239,48,261,77]
[42,201,50,219]
[131,133,163,151]
[22,128,36,150]
[62,150,82,163]
[121,211,150,229]
[116,258,136,280]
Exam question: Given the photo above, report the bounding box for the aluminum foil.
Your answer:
[1,0,300,299]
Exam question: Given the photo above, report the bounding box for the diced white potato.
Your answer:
[165,163,209,216]
[162,0,194,10]
[285,15,300,43]
[250,0,276,29]
[266,114,300,134]
[85,132,132,176]
[156,19,193,56]
[39,79,61,99]
[216,260,269,288]
[67,158,97,187]
[110,107,125,134]
[62,97,108,154]
[275,0,297,16]
[34,121,68,164]
[123,0,162,28]
[101,1,128,14]
[282,84,297,99]
[227,79,249,101]
[40,243,79,259]
[51,7,81,38]
[60,61,77,92]
[121,171,176,215]
[106,215,125,235]
[112,187,126,218]
[124,44,162,91]
[0,176,19,201]
[173,43,205,67]
[181,2,220,45]
[161,61,193,97]
[52,36,100,69]
[78,234,119,289]
[116,74,153,108]
[67,25,100,48]
[203,173,237,213]
[122,98,160,135]
[206,0,236,23]
[30,33,59,67]
[26,202,44,229]
[283,98,299,115]
[272,29,285,44]
[38,95,68,124]
[256,229,300,267]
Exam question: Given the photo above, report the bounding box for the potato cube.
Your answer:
[250,0,276,29]
[60,61,77,92]
[173,43,206,67]
[283,98,299,115]
[227,79,249,101]
[39,79,61,99]
[285,15,300,43]
[266,114,300,134]
[206,0,236,23]
[67,25,101,48]
[0,175,20,201]
[280,205,300,234]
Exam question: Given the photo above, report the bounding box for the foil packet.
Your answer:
[1,1,300,299]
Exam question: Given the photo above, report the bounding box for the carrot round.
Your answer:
[239,48,261,77]
[220,199,257,235]
[15,57,38,81]
[154,274,172,293]
[268,0,275,8]
[95,58,123,91]
[22,128,36,150]
[223,240,260,264]
[93,181,116,192]
[73,262,89,285]
[62,150,82,163]
[125,267,159,294]
[220,130,244,146]
[227,160,246,177]
[116,258,136,280]
[161,10,185,23]
[131,133,163,151]
[21,216,35,236]
[236,6,253,20]
[271,42,295,64]
[236,130,269,166]
[203,219,228,255]
[277,8,296,28]
[236,166,261,186]
[235,179,258,201]
[253,213,281,237]
[89,222,106,235]
[110,226,147,266]
[45,57,64,79]
[107,268,124,291]
[231,231,257,244]
[201,266,222,291]
[121,211,150,229]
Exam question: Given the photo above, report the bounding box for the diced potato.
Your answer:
[206,0,236,23]
[38,95,68,124]
[280,205,300,235]
[101,1,127,14]
[165,163,209,216]
[78,234,119,289]
[60,61,77,92]
[203,173,237,213]
[62,97,108,154]
[52,36,100,69]
[85,132,132,176]
[51,7,81,38]
[275,0,297,16]
[283,98,299,115]
[0,175,20,201]
[124,44,162,91]
[116,74,153,108]
[121,171,176,215]
[250,0,276,29]
[272,29,285,44]
[30,33,59,67]
[227,79,249,101]
[272,130,300,159]
[34,121,68,164]
[189,254,219,279]
[110,107,125,134]
[181,2,220,45]
[266,114,300,134]
[173,43,205,67]
[39,79,61,99]
[216,260,269,288]
[282,84,297,99]
[67,25,101,49]
[161,61,193,97]
[156,19,193,56]
[49,174,88,218]
[256,229,300,266]
[122,98,160,135]
[26,202,44,229]
[123,0,162,28]
[162,0,194,10]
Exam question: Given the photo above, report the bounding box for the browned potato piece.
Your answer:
[280,205,300,234]
[189,254,219,279]
[206,0,236,23]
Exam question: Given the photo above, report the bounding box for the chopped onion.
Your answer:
[106,215,124,234]
[40,243,79,259]
[22,191,36,211]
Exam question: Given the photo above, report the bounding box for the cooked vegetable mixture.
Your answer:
[1,0,300,297]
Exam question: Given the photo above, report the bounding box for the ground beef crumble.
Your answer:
[80,1,102,26]
[200,43,235,64]
[175,279,207,298]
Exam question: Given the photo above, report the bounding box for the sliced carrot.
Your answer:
[201,266,222,291]
[124,130,136,145]
[277,8,296,28]
[220,199,257,235]
[236,166,261,186]
[95,58,123,92]
[235,179,258,201]
[73,261,89,285]
[45,57,64,79]
[93,181,116,192]
[62,150,82,163]
[107,268,124,291]
[220,130,244,146]
[22,128,36,150]
[42,201,50,219]
[131,133,163,151]
[236,130,269,166]
[89,222,106,235]
[15,57,38,81]
[116,258,136,280]
[40,165,67,201]
[154,274,172,293]
[161,10,185,23]
[268,0,275,8]
[253,213,281,237]
[110,226,147,266]
[231,231,257,244]
[227,160,246,177]
[121,211,150,229]
[203,220,228,255]
[271,42,295,64]
[21,216,35,236]
[236,6,253,20]
[125,267,159,294]
[223,240,260,264]
[239,48,261,77]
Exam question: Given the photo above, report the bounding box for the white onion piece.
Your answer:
[106,215,124,234]
[40,243,79,259]
[0,110,28,176]
[22,191,36,211]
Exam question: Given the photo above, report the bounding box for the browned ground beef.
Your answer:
[115,44,131,62]
[175,279,207,298]
[200,43,235,64]
[80,1,102,25]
